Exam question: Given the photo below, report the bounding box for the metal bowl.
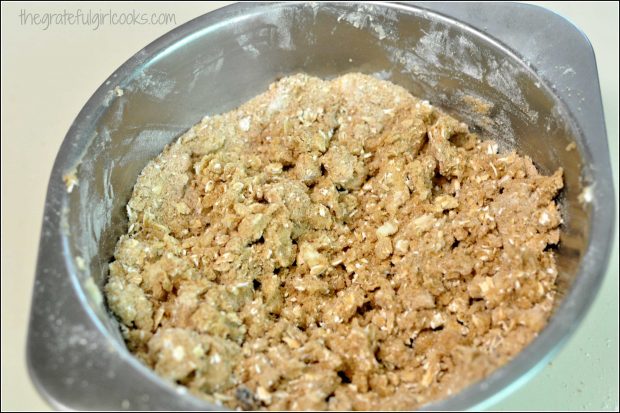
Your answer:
[27,2,615,410]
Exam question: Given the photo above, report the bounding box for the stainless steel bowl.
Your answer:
[27,2,615,410]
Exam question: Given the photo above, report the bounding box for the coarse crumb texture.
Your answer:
[105,73,563,410]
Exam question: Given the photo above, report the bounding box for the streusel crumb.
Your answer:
[105,73,563,410]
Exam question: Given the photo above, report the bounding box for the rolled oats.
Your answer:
[105,74,563,410]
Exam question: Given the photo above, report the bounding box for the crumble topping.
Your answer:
[105,73,563,410]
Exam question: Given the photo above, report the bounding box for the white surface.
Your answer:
[1,2,617,410]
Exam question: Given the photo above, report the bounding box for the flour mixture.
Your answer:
[105,74,563,410]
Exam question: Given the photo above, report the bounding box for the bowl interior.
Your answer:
[63,2,591,407]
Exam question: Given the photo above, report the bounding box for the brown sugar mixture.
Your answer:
[105,73,563,410]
